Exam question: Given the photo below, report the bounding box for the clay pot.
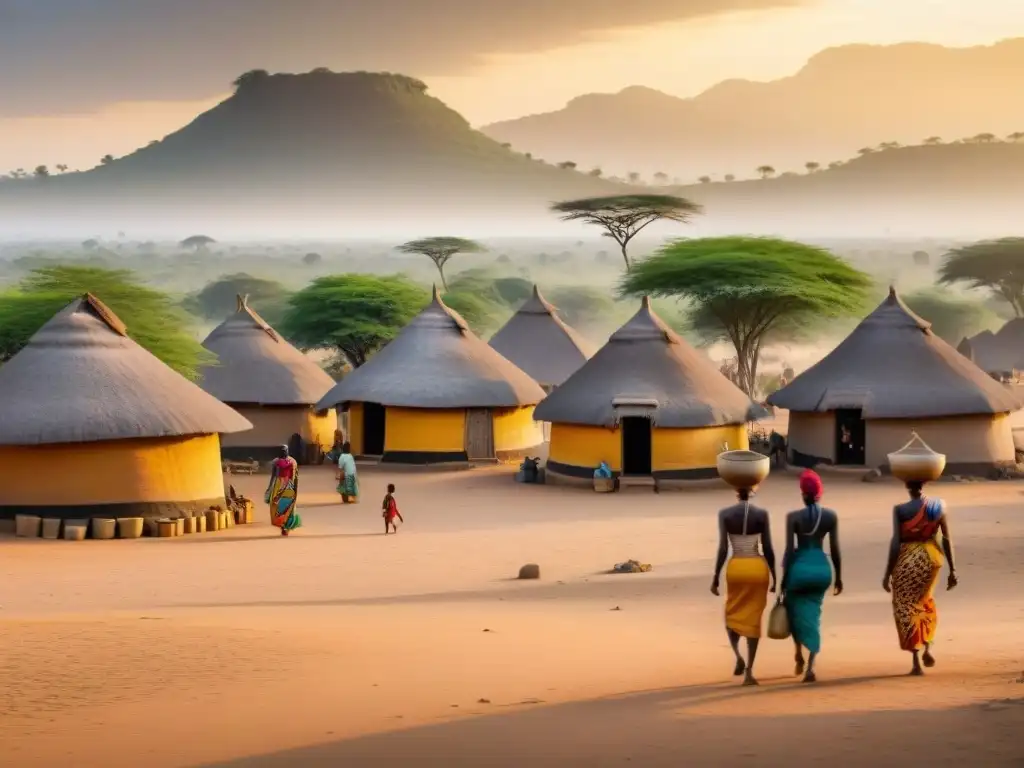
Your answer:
[15,514,41,538]
[888,432,946,482]
[717,450,770,489]
[63,524,87,541]
[173,518,185,536]
[117,517,144,539]
[157,519,177,538]
[41,518,62,539]
[91,518,117,540]
[0,518,16,536]
[243,500,254,524]
[205,509,220,532]
[183,516,197,534]
[593,477,616,493]
[196,514,207,533]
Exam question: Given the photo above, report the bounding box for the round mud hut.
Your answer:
[0,294,252,520]
[199,294,337,463]
[768,287,1022,474]
[488,285,596,391]
[533,296,764,484]
[315,287,546,463]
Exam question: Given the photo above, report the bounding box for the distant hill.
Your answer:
[482,39,1024,179]
[665,142,1024,238]
[0,70,620,235]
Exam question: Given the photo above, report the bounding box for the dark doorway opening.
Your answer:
[363,402,386,456]
[621,417,653,476]
[835,409,866,465]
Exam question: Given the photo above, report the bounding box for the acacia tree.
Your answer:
[938,238,1024,317]
[619,237,872,396]
[184,273,292,327]
[757,165,775,179]
[550,194,702,271]
[180,234,216,251]
[397,236,484,290]
[281,274,428,367]
[0,266,211,377]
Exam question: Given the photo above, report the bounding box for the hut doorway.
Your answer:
[621,417,653,476]
[465,409,495,459]
[835,409,866,465]
[363,402,386,456]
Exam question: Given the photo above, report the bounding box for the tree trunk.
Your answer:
[620,243,631,272]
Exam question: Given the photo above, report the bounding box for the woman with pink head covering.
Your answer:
[781,469,843,682]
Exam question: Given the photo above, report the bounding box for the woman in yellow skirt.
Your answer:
[711,486,777,686]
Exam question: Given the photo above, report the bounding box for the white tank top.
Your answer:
[729,501,762,557]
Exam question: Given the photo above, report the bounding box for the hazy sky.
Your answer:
[1,0,1022,171]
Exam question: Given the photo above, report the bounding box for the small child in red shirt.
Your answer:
[382,483,403,534]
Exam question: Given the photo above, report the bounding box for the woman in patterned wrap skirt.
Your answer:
[882,480,958,675]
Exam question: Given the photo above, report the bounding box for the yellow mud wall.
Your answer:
[347,403,364,455]
[0,435,225,506]
[384,408,466,453]
[493,406,545,452]
[548,424,622,471]
[220,406,337,449]
[652,424,749,472]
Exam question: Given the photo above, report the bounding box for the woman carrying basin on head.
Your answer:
[711,476,777,687]
[781,470,843,683]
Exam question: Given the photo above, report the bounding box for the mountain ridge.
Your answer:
[482,38,1024,179]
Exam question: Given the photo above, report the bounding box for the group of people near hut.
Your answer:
[713,466,958,685]
[263,440,402,536]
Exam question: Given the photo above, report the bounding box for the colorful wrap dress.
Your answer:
[266,456,302,532]
[337,452,359,502]
[892,498,945,652]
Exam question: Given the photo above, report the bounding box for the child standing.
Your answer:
[382,483,403,534]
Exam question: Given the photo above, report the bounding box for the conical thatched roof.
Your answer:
[199,294,336,405]
[488,285,596,386]
[533,297,763,427]
[316,287,545,409]
[768,287,1022,417]
[0,294,252,446]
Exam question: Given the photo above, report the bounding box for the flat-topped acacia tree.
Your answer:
[397,236,485,290]
[550,194,701,271]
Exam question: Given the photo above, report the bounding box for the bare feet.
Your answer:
[795,657,805,677]
[802,671,817,683]
[742,672,759,687]
[922,649,936,668]
[733,658,746,677]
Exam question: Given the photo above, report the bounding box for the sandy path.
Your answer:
[1,467,1022,766]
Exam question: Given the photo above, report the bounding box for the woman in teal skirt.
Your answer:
[781,470,843,682]
[336,441,359,503]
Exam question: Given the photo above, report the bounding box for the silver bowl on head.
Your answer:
[887,431,946,483]
[717,450,770,490]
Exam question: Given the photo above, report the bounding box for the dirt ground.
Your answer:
[1,464,1022,767]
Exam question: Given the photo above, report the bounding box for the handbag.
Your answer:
[767,597,791,640]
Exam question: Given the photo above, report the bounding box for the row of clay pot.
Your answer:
[14,516,143,540]
[11,502,254,541]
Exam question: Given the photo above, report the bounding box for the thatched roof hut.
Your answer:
[488,285,595,388]
[769,288,1020,419]
[316,288,545,463]
[0,294,251,519]
[200,295,337,461]
[200,294,335,405]
[534,296,762,428]
[0,294,251,445]
[769,287,1021,474]
[535,297,764,483]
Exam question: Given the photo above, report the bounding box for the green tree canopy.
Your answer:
[180,234,216,251]
[0,265,211,378]
[546,286,615,328]
[280,274,428,367]
[550,194,701,271]
[938,237,1024,317]
[903,288,999,344]
[396,236,485,290]
[183,273,292,327]
[619,237,873,396]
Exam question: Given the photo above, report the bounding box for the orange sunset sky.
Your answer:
[0,0,1021,172]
